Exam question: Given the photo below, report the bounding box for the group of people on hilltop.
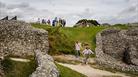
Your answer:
[52,17,66,27]
[37,18,51,25]
[37,17,66,27]
[75,41,94,64]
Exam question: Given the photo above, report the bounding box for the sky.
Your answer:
[0,0,138,26]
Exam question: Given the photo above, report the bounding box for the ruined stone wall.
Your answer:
[30,50,59,77]
[0,20,59,77]
[95,28,138,72]
[0,20,49,57]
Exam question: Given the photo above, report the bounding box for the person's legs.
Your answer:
[75,50,79,58]
[78,50,80,56]
[84,54,89,64]
[83,55,86,64]
[85,55,89,64]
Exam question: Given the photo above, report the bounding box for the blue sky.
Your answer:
[0,0,138,26]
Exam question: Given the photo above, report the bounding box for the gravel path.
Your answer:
[10,58,30,62]
[54,55,130,77]
[58,63,130,77]
[9,56,131,77]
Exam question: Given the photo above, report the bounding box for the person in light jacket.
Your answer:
[82,47,94,64]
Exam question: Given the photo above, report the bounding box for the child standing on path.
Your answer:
[75,41,82,58]
[82,47,94,64]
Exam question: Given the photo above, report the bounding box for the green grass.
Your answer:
[61,26,106,50]
[56,63,86,77]
[32,23,106,55]
[32,23,135,55]
[32,23,75,55]
[1,57,36,77]
[1,56,86,77]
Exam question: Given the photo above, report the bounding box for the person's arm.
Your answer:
[75,43,77,50]
[82,49,86,55]
[89,49,94,54]
[78,43,82,49]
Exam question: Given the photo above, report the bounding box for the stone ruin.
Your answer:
[0,20,59,77]
[0,20,49,57]
[95,28,138,72]
[30,50,59,77]
[1,16,17,20]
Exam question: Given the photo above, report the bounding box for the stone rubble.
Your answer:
[30,50,59,77]
[95,28,138,72]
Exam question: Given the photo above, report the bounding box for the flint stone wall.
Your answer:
[0,20,49,57]
[0,20,59,77]
[30,50,59,77]
[95,28,138,72]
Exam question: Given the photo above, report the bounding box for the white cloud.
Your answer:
[0,0,138,26]
[103,0,138,24]
[0,1,55,22]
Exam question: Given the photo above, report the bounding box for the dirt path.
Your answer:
[58,63,130,77]
[10,57,30,62]
[9,56,131,77]
[54,55,130,77]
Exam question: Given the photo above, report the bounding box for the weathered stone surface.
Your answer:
[30,50,59,77]
[0,20,49,57]
[0,20,59,77]
[95,28,138,72]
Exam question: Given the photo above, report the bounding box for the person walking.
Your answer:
[75,41,82,58]
[62,19,66,27]
[52,17,58,27]
[82,47,94,64]
[37,18,40,24]
[47,19,51,25]
[42,19,46,24]
[58,18,62,27]
[52,19,55,26]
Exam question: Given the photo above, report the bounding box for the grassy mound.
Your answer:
[60,27,106,50]
[32,24,74,55]
[32,24,106,55]
[32,23,134,55]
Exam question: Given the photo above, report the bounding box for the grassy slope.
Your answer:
[56,63,86,77]
[32,23,134,55]
[32,24,73,54]
[32,23,107,54]
[61,25,132,50]
[61,26,106,50]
